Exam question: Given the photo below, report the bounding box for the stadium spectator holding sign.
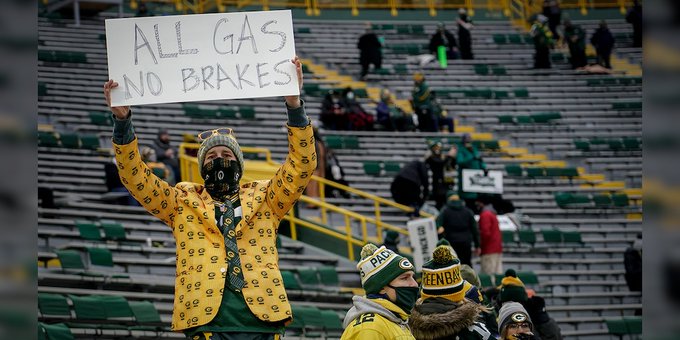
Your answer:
[104,56,316,339]
[341,243,418,340]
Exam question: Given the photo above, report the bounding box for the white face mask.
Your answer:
[347,92,355,100]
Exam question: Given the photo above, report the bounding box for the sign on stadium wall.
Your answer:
[462,169,504,194]
[105,10,298,106]
[407,217,439,272]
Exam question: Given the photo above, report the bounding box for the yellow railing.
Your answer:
[135,0,634,16]
[179,142,431,260]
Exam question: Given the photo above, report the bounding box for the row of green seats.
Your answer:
[38,50,87,63]
[539,229,584,244]
[38,322,73,340]
[75,220,126,242]
[280,266,340,291]
[375,64,409,75]
[612,101,642,110]
[287,304,343,338]
[183,104,256,119]
[55,248,120,272]
[505,164,579,178]
[493,33,532,44]
[574,137,641,152]
[362,161,402,176]
[295,27,311,34]
[436,87,529,99]
[498,112,562,124]
[395,24,425,35]
[389,43,424,55]
[586,76,642,86]
[555,192,630,209]
[38,293,165,330]
[324,135,359,149]
[426,136,500,151]
[478,270,539,287]
[39,82,48,96]
[473,64,507,76]
[605,317,642,336]
[38,131,100,149]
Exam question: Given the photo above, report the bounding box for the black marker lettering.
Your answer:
[134,24,157,65]
[176,21,198,55]
[146,71,163,96]
[154,24,178,59]
[236,63,255,88]
[256,62,270,88]
[213,18,233,55]
[201,66,215,90]
[181,68,200,92]
[123,71,144,99]
[236,15,258,54]
[261,20,286,52]
[216,63,238,90]
[273,59,292,86]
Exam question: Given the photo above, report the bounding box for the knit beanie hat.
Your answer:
[498,302,533,335]
[499,269,528,303]
[197,133,244,178]
[357,244,414,294]
[384,230,400,245]
[460,264,481,288]
[421,244,473,302]
[413,72,425,82]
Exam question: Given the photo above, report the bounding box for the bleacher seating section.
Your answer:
[38,4,641,339]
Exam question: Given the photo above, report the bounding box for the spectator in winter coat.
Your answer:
[150,128,180,181]
[340,244,418,340]
[524,289,563,340]
[376,88,415,132]
[409,243,494,340]
[498,302,540,340]
[391,160,429,217]
[626,0,642,48]
[457,8,474,59]
[436,191,480,266]
[425,142,456,209]
[530,14,554,69]
[476,195,502,278]
[429,22,459,60]
[357,25,383,80]
[563,19,587,69]
[624,234,642,292]
[591,20,615,69]
[457,133,487,210]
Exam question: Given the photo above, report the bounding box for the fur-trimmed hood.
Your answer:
[408,297,486,340]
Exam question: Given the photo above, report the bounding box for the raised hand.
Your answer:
[284,56,303,109]
[104,79,130,119]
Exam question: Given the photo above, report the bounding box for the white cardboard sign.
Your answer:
[474,214,519,231]
[105,10,298,106]
[407,217,439,272]
[462,169,504,194]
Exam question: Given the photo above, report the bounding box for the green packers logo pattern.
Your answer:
[511,313,527,322]
[113,124,316,331]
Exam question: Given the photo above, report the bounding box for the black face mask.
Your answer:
[203,158,241,200]
[387,285,420,313]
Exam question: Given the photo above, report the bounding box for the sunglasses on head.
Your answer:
[197,127,235,142]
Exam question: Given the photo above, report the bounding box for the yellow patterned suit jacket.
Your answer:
[113,124,317,331]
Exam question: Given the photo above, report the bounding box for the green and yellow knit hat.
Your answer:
[499,269,528,303]
[421,244,473,302]
[197,132,244,179]
[357,244,414,294]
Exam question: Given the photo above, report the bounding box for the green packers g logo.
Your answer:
[399,258,413,270]
[511,313,527,322]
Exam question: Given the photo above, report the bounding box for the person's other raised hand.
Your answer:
[284,56,303,109]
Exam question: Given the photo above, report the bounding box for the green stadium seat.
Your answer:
[59,133,80,148]
[375,68,391,75]
[324,136,343,149]
[611,193,629,207]
[478,273,492,287]
[608,139,624,151]
[554,192,591,208]
[393,64,408,75]
[517,271,539,285]
[492,66,507,75]
[622,138,641,150]
[505,164,523,177]
[513,88,529,98]
[129,300,162,324]
[605,318,628,336]
[79,134,100,150]
[295,27,311,34]
[320,310,344,336]
[238,106,256,119]
[493,90,509,99]
[353,88,368,98]
[560,167,579,178]
[39,323,74,340]
[39,82,48,96]
[474,64,489,75]
[624,317,642,334]
[100,220,126,241]
[38,131,59,147]
[516,115,533,124]
[410,25,425,34]
[95,295,133,319]
[586,78,604,86]
[68,294,107,320]
[592,194,612,207]
[501,230,515,244]
[89,112,112,126]
[562,231,583,244]
[518,230,536,245]
[508,34,522,44]
[56,250,86,271]
[281,270,302,290]
[217,106,237,119]
[343,136,360,149]
[541,229,562,243]
[492,34,507,44]
[396,25,410,34]
[544,167,564,177]
[87,248,114,267]
[363,161,381,176]
[574,140,590,151]
[498,115,514,124]
[551,52,565,62]
[317,266,340,286]
[302,83,321,97]
[297,268,321,288]
[494,273,505,285]
[525,167,545,178]
[76,221,102,241]
[38,293,71,317]
[531,112,561,123]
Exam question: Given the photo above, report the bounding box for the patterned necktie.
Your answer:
[215,199,246,291]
